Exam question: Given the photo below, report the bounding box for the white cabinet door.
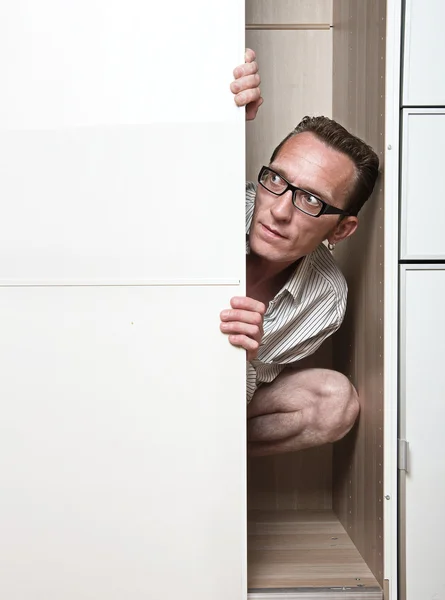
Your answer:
[0,1,245,283]
[0,286,246,600]
[400,109,445,260]
[400,266,445,600]
[0,2,246,599]
[403,0,445,106]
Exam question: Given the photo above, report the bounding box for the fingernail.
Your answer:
[237,93,245,103]
[221,310,229,318]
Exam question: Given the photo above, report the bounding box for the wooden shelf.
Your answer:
[248,510,382,596]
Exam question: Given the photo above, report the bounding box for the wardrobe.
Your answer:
[1,1,443,599]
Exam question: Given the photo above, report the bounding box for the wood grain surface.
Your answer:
[246,0,333,25]
[248,510,381,590]
[248,446,333,511]
[331,0,386,587]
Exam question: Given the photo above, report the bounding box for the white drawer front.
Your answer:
[401,110,445,259]
[403,0,445,106]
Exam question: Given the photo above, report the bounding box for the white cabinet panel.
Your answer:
[0,1,243,129]
[400,110,445,259]
[0,285,246,600]
[0,125,244,283]
[400,266,445,600]
[0,1,246,598]
[403,0,445,106]
[0,0,245,283]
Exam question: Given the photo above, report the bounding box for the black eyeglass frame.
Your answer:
[257,166,350,218]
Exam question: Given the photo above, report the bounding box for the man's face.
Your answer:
[249,132,357,265]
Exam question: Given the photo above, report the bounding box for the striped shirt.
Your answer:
[246,182,348,403]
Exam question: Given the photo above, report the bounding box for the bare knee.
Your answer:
[314,370,360,443]
[247,368,360,455]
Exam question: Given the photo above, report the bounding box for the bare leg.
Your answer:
[247,368,359,456]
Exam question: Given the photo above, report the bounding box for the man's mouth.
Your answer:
[261,223,286,239]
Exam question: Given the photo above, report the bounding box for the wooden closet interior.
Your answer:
[246,1,386,597]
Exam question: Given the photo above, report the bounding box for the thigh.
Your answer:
[247,366,335,419]
[247,366,359,452]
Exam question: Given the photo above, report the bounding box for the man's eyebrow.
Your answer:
[270,164,330,202]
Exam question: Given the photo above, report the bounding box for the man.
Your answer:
[221,50,379,457]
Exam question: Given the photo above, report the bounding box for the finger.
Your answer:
[234,86,261,108]
[220,320,262,340]
[230,72,261,95]
[220,308,263,326]
[246,96,264,121]
[245,48,256,63]
[233,60,258,80]
[228,334,259,353]
[230,296,266,315]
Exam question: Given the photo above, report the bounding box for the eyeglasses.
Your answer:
[257,166,350,218]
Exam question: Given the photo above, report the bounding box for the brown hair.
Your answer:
[270,116,380,216]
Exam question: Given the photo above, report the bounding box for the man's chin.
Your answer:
[249,235,312,265]
[250,237,288,262]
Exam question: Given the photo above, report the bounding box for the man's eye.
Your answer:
[270,174,282,185]
[303,194,322,207]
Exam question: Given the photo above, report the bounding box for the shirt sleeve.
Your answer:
[245,182,258,402]
[252,318,342,393]
[245,182,256,236]
[246,362,258,404]
[253,280,347,391]
[266,293,346,365]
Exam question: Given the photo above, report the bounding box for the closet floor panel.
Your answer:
[248,510,381,595]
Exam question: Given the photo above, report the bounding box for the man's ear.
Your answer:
[327,216,358,245]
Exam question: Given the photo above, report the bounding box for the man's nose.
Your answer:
[270,190,294,221]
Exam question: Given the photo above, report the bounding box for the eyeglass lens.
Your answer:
[259,168,324,216]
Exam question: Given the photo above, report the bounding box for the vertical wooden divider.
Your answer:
[331,0,386,586]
